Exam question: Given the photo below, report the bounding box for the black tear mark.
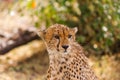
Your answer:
[57,30,60,51]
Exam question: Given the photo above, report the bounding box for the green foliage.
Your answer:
[11,0,120,53]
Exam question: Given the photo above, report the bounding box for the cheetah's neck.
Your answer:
[48,42,88,68]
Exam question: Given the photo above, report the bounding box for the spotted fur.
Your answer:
[38,24,98,80]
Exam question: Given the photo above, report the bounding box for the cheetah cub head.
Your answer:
[38,24,77,54]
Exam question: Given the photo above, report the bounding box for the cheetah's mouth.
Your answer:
[64,50,69,54]
[57,49,68,54]
[57,48,68,53]
[64,50,67,53]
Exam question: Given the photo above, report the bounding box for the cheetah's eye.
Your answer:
[68,35,72,38]
[54,35,60,39]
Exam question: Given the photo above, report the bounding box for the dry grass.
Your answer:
[90,54,120,80]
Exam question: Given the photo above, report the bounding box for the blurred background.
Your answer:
[0,0,120,80]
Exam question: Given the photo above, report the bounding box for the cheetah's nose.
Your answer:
[62,45,69,50]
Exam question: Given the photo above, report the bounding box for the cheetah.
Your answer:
[38,24,98,80]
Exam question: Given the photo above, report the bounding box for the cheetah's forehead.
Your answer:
[46,24,70,35]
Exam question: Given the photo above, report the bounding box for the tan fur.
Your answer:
[38,24,98,80]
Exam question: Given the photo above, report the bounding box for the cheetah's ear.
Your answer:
[37,29,46,39]
[72,27,78,33]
